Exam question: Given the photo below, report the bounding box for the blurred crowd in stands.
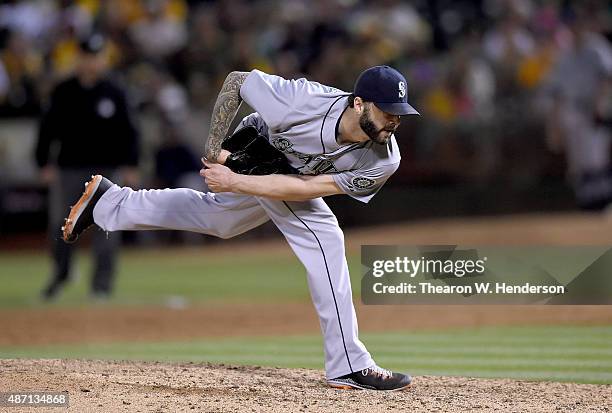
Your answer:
[0,0,610,190]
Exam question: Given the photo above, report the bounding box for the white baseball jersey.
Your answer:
[240,69,401,203]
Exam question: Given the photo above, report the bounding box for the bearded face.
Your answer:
[358,103,399,145]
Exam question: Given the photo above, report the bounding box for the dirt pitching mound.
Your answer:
[2,359,609,412]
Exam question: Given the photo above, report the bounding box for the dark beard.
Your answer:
[359,105,390,145]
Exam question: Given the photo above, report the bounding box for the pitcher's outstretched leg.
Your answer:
[64,175,269,239]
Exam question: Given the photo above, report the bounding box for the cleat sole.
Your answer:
[62,175,102,242]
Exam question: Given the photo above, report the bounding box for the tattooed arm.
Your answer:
[205,71,249,162]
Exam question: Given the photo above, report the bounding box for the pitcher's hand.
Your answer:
[200,159,237,193]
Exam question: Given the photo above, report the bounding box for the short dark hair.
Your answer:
[348,94,369,108]
[348,94,355,107]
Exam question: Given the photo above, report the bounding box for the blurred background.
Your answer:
[0,0,611,242]
[0,0,611,385]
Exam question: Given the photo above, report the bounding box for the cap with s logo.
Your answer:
[353,65,420,116]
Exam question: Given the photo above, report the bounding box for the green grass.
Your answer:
[2,249,611,384]
[0,248,362,308]
[1,326,611,384]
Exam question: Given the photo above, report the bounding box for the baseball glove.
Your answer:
[221,126,298,175]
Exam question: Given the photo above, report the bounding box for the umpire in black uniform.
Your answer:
[35,34,139,300]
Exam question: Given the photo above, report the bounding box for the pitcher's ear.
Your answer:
[353,96,366,114]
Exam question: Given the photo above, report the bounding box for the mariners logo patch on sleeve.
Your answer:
[351,176,376,190]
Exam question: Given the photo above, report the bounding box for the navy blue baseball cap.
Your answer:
[353,65,420,116]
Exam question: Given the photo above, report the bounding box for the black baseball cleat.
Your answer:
[328,365,412,391]
[62,175,113,243]
[41,279,67,301]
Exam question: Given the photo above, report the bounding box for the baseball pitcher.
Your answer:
[61,65,419,391]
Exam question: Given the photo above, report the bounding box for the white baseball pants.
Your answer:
[93,185,374,378]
